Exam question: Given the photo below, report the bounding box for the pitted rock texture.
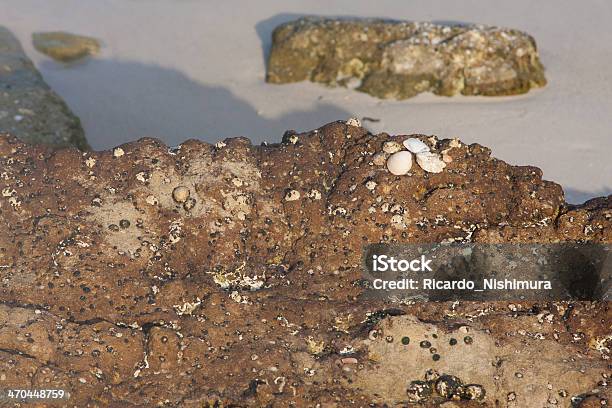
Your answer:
[0,27,89,150]
[0,121,609,407]
[267,18,547,99]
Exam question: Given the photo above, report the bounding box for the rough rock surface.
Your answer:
[32,31,100,63]
[267,18,547,99]
[0,121,609,407]
[0,27,89,150]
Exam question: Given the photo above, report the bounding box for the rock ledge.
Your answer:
[0,122,609,406]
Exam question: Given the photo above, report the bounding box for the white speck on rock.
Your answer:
[2,187,16,197]
[8,196,21,209]
[168,220,183,244]
[332,206,347,216]
[145,195,159,206]
[449,139,462,148]
[174,298,201,316]
[383,141,402,154]
[391,214,406,229]
[307,189,322,200]
[136,172,149,183]
[285,190,301,201]
[345,117,361,127]
[113,147,125,158]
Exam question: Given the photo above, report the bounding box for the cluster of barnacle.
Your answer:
[406,370,485,403]
[172,185,197,211]
[208,261,266,292]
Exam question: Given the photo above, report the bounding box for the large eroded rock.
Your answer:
[267,18,547,99]
[0,26,89,150]
[0,122,609,407]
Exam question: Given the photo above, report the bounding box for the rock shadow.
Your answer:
[38,59,352,151]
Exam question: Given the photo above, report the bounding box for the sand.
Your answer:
[1,0,611,203]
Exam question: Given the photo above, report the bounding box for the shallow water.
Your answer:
[1,0,611,203]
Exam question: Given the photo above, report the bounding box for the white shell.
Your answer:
[416,151,446,173]
[403,138,430,154]
[386,151,413,175]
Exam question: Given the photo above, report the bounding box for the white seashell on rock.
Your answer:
[386,151,413,175]
[403,138,430,154]
[415,151,446,173]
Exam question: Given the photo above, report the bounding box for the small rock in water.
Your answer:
[416,151,446,173]
[32,31,100,63]
[386,151,413,175]
[403,138,430,154]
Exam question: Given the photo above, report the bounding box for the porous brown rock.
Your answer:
[0,26,89,150]
[267,18,547,99]
[0,121,609,407]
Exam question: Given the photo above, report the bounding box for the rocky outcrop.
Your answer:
[0,27,89,150]
[267,18,547,99]
[32,31,100,63]
[0,121,609,406]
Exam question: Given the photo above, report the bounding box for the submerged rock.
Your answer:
[267,17,546,99]
[0,27,88,149]
[0,121,608,406]
[32,31,100,63]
